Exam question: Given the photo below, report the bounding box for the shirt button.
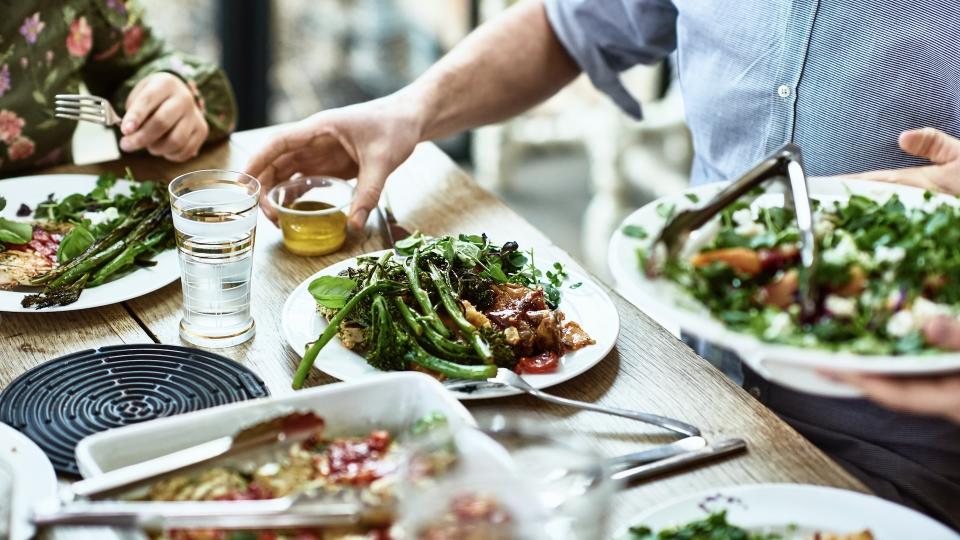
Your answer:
[747,386,762,399]
[777,84,791,98]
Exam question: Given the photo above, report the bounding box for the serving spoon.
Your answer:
[446,368,701,437]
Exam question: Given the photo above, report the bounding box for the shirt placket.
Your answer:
[764,0,821,153]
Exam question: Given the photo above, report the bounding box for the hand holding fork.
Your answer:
[55,72,208,162]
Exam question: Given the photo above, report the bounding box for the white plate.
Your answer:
[609,177,960,397]
[619,483,958,539]
[0,423,58,540]
[282,248,619,399]
[0,174,179,312]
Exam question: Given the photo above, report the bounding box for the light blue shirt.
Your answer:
[545,0,960,183]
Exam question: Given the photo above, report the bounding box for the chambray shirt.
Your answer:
[545,0,960,530]
[545,0,960,184]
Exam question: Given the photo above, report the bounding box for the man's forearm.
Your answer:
[401,0,580,142]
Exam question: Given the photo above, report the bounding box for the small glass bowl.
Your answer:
[268,177,355,256]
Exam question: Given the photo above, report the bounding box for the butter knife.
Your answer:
[612,438,747,484]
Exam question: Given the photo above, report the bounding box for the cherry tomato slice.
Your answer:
[516,351,560,374]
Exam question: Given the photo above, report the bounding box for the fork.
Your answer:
[54,94,124,139]
[446,368,701,437]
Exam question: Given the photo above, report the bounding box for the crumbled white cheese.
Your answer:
[874,245,906,265]
[257,462,280,476]
[732,208,765,237]
[912,297,952,325]
[822,232,859,265]
[764,312,793,340]
[887,310,915,337]
[825,295,858,318]
[681,216,721,259]
[814,217,834,238]
[83,206,119,226]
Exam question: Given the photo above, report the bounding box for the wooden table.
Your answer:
[3,127,866,536]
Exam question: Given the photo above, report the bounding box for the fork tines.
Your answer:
[54,94,111,125]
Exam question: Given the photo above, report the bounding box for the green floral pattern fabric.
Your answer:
[0,0,237,176]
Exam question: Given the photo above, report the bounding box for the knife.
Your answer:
[606,436,707,469]
[611,438,747,484]
[376,192,410,249]
[70,412,325,500]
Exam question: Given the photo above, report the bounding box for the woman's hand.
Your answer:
[824,315,960,424]
[119,72,208,162]
[243,94,423,230]
[849,127,960,194]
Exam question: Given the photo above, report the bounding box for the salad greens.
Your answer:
[625,511,784,540]
[0,196,33,244]
[293,233,589,389]
[18,172,173,309]
[641,190,960,354]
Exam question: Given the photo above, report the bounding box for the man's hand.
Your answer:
[244,96,422,230]
[824,315,960,424]
[850,127,960,194]
[119,72,208,162]
[244,0,577,230]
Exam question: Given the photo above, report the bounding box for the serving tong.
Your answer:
[645,143,819,319]
[69,412,326,501]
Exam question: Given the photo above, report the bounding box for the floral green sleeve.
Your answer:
[79,0,237,142]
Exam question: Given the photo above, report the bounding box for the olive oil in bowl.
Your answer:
[268,177,355,256]
[279,200,348,255]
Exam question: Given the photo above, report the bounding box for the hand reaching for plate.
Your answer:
[846,127,960,195]
[824,315,960,424]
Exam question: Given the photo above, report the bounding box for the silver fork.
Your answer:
[54,94,122,127]
[446,368,701,437]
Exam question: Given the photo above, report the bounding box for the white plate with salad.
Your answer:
[0,173,179,312]
[610,177,960,397]
[618,484,957,540]
[0,423,58,540]
[282,234,619,399]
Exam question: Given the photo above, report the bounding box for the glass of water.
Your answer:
[168,170,260,348]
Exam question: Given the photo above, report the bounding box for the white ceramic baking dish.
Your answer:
[75,372,474,478]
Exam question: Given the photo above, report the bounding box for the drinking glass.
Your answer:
[168,170,260,348]
[398,415,614,540]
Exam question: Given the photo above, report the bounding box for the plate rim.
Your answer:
[616,482,958,539]
[281,247,620,400]
[0,173,180,313]
[0,422,58,540]
[608,177,960,374]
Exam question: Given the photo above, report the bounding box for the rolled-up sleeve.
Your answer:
[545,0,678,118]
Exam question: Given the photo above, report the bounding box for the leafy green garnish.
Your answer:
[623,224,649,239]
[308,276,358,309]
[0,196,33,245]
[56,225,95,263]
[685,192,700,203]
[624,511,782,540]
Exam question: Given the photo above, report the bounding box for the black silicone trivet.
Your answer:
[0,344,269,475]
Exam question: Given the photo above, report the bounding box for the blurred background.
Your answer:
[138,0,693,280]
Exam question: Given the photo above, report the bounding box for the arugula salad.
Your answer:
[630,190,960,354]
[624,511,873,540]
[0,172,174,308]
[293,233,593,389]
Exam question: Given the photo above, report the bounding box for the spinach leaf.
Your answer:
[0,198,33,245]
[308,275,358,309]
[57,225,95,263]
